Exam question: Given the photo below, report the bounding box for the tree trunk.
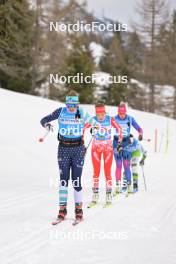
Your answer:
[149,1,156,112]
[31,0,41,93]
[173,87,176,119]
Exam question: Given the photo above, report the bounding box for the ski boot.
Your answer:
[75,203,83,221]
[122,178,128,193]
[52,205,67,225]
[104,189,112,208]
[58,205,67,220]
[126,183,133,197]
[87,188,99,208]
[133,181,138,193]
[113,181,121,197]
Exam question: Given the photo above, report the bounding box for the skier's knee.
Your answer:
[73,185,82,192]
[72,178,82,192]
[123,150,132,160]
[59,179,69,187]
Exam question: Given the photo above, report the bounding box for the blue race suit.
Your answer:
[113,114,143,185]
[41,107,96,206]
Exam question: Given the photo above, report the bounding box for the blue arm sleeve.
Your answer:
[131,117,143,133]
[40,108,62,127]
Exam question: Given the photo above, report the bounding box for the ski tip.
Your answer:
[87,202,98,209]
[87,205,95,209]
[52,218,64,225]
[103,203,112,208]
[72,219,84,226]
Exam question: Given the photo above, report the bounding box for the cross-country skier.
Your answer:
[40,90,99,223]
[113,102,143,196]
[84,104,122,207]
[124,134,147,192]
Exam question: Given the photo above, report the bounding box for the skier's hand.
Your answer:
[91,125,100,135]
[93,125,100,130]
[138,133,143,141]
[128,136,134,145]
[140,159,145,166]
[117,144,123,155]
[45,123,53,132]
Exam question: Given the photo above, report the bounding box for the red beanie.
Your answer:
[118,103,127,114]
[95,105,106,114]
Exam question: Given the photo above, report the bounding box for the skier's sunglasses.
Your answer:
[66,103,78,109]
[118,112,126,118]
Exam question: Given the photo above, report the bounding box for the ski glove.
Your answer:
[117,144,123,155]
[90,125,100,135]
[45,123,53,132]
[138,134,143,141]
[128,136,134,145]
[140,159,145,166]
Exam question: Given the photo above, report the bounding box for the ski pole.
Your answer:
[141,165,147,191]
[84,136,93,155]
[38,130,50,143]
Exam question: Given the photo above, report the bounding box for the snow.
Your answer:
[130,79,175,97]
[93,71,112,87]
[89,42,104,66]
[0,88,176,264]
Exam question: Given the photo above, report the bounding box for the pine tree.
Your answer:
[134,0,169,113]
[64,35,95,104]
[126,31,144,79]
[0,0,34,93]
[171,11,176,119]
[159,10,176,118]
[99,32,128,105]
[36,0,73,99]
[125,32,149,111]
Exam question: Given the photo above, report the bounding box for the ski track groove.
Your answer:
[1,192,170,263]
[157,200,176,229]
[0,193,49,210]
[0,196,123,263]
[0,191,49,204]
